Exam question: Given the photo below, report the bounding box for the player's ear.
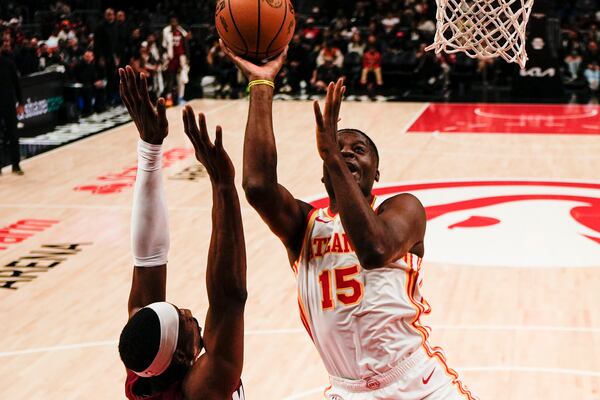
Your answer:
[321,176,325,183]
[375,170,380,182]
[173,348,192,366]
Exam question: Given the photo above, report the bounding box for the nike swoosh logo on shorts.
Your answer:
[422,367,436,385]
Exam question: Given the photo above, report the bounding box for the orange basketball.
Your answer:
[215,0,296,60]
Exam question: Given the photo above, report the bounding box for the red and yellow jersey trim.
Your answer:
[292,208,319,276]
[405,269,478,400]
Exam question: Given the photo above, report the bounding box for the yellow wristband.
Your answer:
[247,79,275,91]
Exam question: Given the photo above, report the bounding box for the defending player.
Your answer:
[221,43,477,399]
[117,66,246,400]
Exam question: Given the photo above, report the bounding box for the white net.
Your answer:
[426,0,535,68]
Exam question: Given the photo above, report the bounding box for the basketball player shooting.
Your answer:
[221,43,478,399]
[117,66,246,400]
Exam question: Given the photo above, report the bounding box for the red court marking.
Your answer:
[0,219,59,251]
[407,103,600,135]
[448,216,500,229]
[74,148,194,195]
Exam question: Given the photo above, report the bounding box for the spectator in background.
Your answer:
[301,17,321,45]
[130,42,160,102]
[278,34,309,94]
[207,39,239,98]
[311,55,344,94]
[0,49,24,175]
[94,8,119,105]
[347,31,365,56]
[75,50,106,116]
[415,43,444,93]
[360,45,383,90]
[37,41,61,70]
[565,50,583,81]
[583,41,600,64]
[15,37,39,75]
[146,33,166,97]
[381,12,400,34]
[584,61,600,93]
[316,40,344,68]
[63,37,84,77]
[162,15,190,105]
[116,10,132,69]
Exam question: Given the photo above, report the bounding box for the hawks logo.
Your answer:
[306,180,600,268]
[264,0,283,8]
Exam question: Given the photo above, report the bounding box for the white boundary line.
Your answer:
[2,324,600,358]
[401,103,430,134]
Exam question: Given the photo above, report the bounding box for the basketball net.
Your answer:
[426,0,534,69]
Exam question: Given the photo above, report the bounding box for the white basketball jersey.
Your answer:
[294,197,430,380]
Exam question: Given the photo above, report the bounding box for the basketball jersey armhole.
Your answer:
[292,208,318,271]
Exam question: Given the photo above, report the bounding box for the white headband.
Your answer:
[134,302,180,378]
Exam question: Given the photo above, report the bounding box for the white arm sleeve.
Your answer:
[131,139,170,267]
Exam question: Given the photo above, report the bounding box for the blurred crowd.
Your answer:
[1,0,600,108]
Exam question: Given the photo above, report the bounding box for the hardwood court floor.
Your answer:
[1,99,599,399]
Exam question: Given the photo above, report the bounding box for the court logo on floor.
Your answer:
[307,180,600,268]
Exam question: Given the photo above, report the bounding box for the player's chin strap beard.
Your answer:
[134,302,180,378]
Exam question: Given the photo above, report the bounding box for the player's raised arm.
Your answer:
[313,80,426,269]
[120,66,170,317]
[221,42,312,261]
[181,106,246,397]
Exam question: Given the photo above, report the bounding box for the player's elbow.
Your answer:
[358,246,389,270]
[231,289,248,306]
[243,179,272,206]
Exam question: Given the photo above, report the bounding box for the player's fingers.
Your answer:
[197,113,213,148]
[119,69,133,110]
[126,66,141,102]
[220,39,240,63]
[182,108,190,134]
[215,125,223,149]
[119,77,132,113]
[140,73,154,110]
[275,46,288,65]
[156,97,168,129]
[323,82,334,120]
[313,100,324,131]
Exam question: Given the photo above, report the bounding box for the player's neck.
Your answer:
[327,193,375,215]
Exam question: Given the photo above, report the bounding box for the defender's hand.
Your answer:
[119,66,168,145]
[313,79,345,162]
[220,39,287,82]
[182,105,235,184]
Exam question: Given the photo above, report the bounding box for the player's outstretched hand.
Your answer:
[313,78,346,162]
[220,39,287,82]
[119,66,168,145]
[182,105,235,184]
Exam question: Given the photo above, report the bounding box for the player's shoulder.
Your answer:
[377,193,425,215]
[296,198,317,217]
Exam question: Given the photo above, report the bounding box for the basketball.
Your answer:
[215,0,296,60]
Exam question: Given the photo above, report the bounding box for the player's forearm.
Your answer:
[206,183,247,309]
[242,86,279,192]
[131,140,170,267]
[325,156,391,268]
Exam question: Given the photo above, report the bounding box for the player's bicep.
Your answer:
[127,265,167,317]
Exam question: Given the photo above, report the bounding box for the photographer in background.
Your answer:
[0,48,24,175]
